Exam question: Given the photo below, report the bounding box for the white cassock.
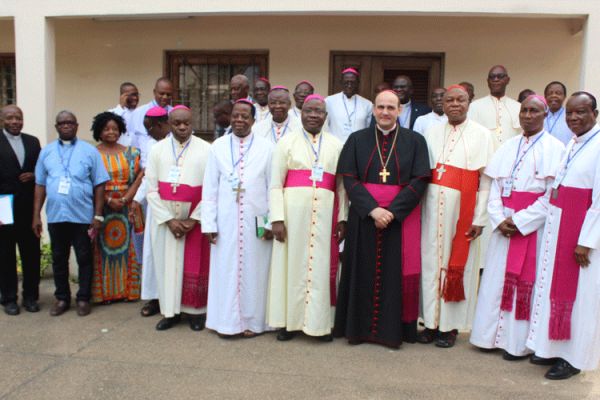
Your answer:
[290,107,302,123]
[129,101,173,168]
[527,125,600,371]
[202,132,274,335]
[146,135,211,318]
[254,104,271,122]
[325,92,373,144]
[414,112,447,136]
[469,95,522,270]
[421,119,494,332]
[252,115,301,145]
[470,131,565,356]
[267,129,348,336]
[544,107,573,146]
[109,105,137,146]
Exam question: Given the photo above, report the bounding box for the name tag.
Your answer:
[167,166,180,184]
[501,178,513,198]
[310,164,324,182]
[58,176,71,195]
[229,173,240,190]
[343,121,352,133]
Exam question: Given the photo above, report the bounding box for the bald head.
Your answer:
[1,105,23,135]
[520,96,548,137]
[374,90,401,130]
[230,74,250,101]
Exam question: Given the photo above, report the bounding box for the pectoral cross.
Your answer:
[171,182,180,194]
[233,182,245,203]
[379,168,390,183]
[436,165,447,180]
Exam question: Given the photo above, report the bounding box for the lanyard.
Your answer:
[56,140,77,177]
[546,108,564,134]
[564,128,600,170]
[303,129,323,164]
[342,95,357,127]
[171,137,191,165]
[509,132,545,178]
[230,133,255,171]
[271,121,290,143]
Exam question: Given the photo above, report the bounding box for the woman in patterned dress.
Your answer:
[91,112,143,303]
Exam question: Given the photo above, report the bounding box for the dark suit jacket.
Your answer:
[369,100,432,130]
[0,132,41,224]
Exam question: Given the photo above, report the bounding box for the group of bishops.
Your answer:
[99,64,600,382]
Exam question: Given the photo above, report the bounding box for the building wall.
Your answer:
[0,19,14,53]
[50,15,580,141]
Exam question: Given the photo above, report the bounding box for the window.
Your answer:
[166,50,269,141]
[0,54,16,107]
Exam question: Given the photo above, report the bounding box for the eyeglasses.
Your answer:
[488,74,507,80]
[56,121,78,126]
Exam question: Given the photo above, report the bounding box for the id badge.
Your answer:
[167,166,180,184]
[343,121,352,134]
[311,164,324,182]
[501,178,513,198]
[58,176,71,195]
[229,173,240,189]
[552,168,566,190]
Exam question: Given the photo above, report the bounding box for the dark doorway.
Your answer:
[329,52,444,104]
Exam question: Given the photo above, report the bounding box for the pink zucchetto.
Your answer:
[170,105,191,113]
[303,94,325,104]
[235,98,254,107]
[270,85,289,92]
[342,67,359,76]
[524,94,549,111]
[296,80,315,90]
[257,77,270,85]
[446,84,469,95]
[146,106,168,118]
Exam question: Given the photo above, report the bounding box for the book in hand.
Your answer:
[255,215,269,238]
[0,194,14,225]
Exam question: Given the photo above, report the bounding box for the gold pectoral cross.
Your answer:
[233,182,245,203]
[436,165,447,180]
[379,168,390,183]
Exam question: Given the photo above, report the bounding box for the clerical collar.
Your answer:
[377,124,397,135]
[59,138,76,146]
[273,116,289,128]
[233,131,253,142]
[549,107,563,116]
[574,124,600,142]
[3,129,21,139]
[523,129,544,142]
[448,119,468,129]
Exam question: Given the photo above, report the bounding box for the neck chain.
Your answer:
[374,125,399,183]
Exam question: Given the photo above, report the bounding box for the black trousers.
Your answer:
[0,221,40,304]
[47,222,93,302]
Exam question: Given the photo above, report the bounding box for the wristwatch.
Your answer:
[94,215,105,222]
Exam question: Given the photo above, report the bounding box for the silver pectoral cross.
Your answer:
[436,165,447,180]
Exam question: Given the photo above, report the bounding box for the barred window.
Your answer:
[166,51,268,141]
[0,54,16,107]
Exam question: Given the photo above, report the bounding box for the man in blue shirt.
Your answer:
[32,111,109,317]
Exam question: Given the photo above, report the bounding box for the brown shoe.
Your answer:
[76,301,91,316]
[50,300,70,316]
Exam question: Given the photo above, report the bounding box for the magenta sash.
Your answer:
[363,183,421,323]
[158,181,210,309]
[548,185,593,340]
[500,191,544,320]
[284,169,339,305]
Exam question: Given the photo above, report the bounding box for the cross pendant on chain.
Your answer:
[436,165,447,180]
[379,168,390,183]
[233,182,246,203]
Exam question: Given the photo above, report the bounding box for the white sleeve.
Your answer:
[200,148,220,233]
[146,148,175,225]
[487,178,505,231]
[578,155,600,250]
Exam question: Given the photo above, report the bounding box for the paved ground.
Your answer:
[1,279,599,400]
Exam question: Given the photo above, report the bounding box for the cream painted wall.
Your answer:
[54,15,581,141]
[0,20,14,52]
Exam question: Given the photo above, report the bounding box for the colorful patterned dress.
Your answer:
[92,146,141,302]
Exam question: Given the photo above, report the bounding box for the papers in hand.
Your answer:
[0,194,14,225]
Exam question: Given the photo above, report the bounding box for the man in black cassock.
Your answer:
[333,90,431,349]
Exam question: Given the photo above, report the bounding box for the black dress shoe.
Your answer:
[22,299,40,313]
[530,354,560,366]
[416,328,438,344]
[316,334,333,342]
[49,300,70,316]
[435,329,458,348]
[545,359,581,380]
[76,301,91,316]
[155,315,181,331]
[189,315,205,331]
[502,351,529,361]
[140,300,160,317]
[276,329,295,341]
[4,302,20,316]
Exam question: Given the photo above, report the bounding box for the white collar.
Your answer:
[377,124,397,135]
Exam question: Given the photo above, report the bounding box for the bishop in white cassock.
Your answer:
[420,85,495,348]
[252,86,301,145]
[267,94,348,341]
[470,96,565,359]
[202,100,274,337]
[146,106,212,331]
[527,93,600,379]
[325,68,372,144]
